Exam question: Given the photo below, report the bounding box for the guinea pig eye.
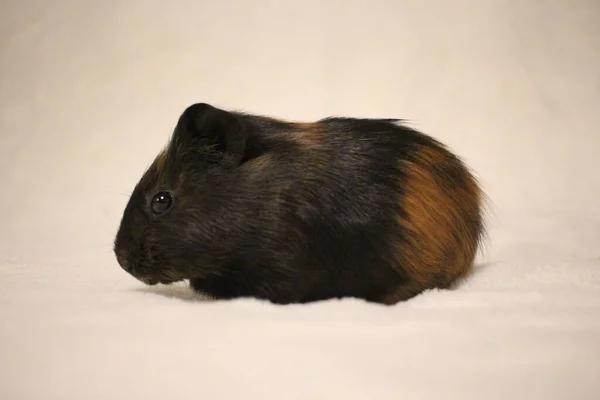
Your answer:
[150,191,174,215]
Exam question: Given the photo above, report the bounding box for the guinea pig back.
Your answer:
[113,103,486,305]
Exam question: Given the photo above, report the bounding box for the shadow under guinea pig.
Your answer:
[133,282,212,302]
[447,261,498,289]
[131,261,496,303]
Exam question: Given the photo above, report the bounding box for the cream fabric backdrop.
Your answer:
[1,1,599,399]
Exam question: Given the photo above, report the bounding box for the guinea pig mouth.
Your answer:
[135,273,182,286]
[127,263,183,286]
[138,276,177,286]
[139,277,160,285]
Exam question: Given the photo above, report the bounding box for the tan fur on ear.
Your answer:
[381,144,485,304]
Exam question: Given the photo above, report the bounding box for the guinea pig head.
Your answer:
[113,103,248,286]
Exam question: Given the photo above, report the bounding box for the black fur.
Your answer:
[113,103,483,304]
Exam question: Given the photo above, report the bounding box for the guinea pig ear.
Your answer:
[175,103,247,166]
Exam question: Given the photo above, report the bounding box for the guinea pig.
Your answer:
[113,102,486,305]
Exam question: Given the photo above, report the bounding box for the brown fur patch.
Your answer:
[241,154,274,180]
[248,154,273,170]
[138,148,169,191]
[381,144,484,304]
[287,122,324,150]
[153,148,168,171]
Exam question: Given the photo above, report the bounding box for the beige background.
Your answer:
[1,1,599,399]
